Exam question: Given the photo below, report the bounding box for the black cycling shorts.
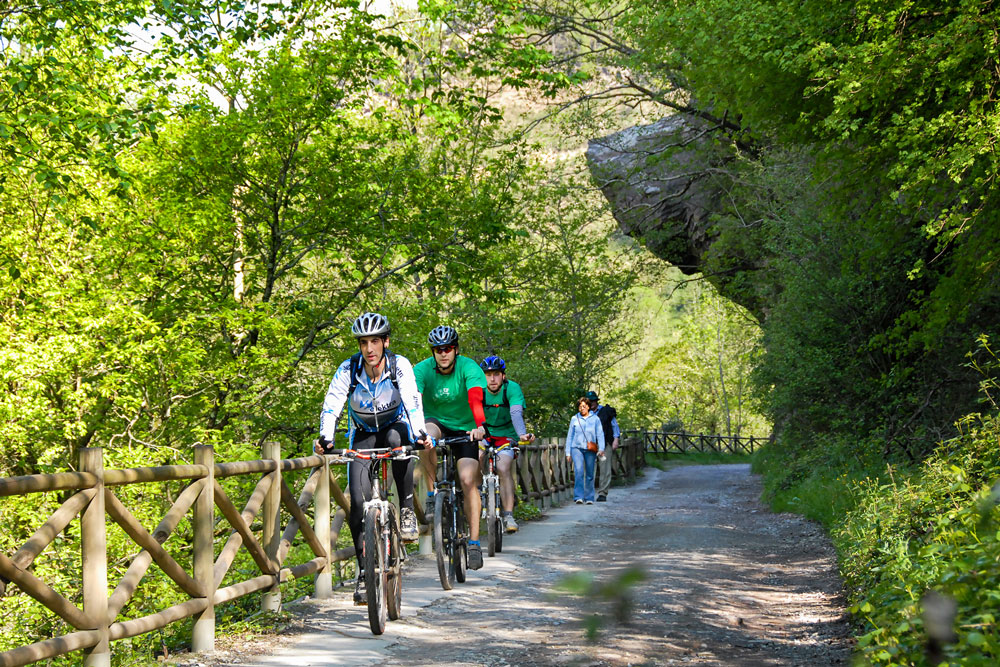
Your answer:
[426,418,479,461]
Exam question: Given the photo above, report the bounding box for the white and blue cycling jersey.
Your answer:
[319,354,426,445]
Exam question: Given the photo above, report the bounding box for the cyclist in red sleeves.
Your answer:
[413,325,489,570]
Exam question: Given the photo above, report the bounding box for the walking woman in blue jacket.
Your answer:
[565,396,606,504]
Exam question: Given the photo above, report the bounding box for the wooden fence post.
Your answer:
[261,442,281,613]
[547,438,573,503]
[314,454,332,599]
[626,439,637,483]
[539,445,552,509]
[192,445,216,653]
[80,447,109,667]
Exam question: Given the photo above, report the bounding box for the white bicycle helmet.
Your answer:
[351,312,391,338]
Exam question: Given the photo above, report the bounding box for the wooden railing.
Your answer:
[515,437,645,505]
[0,445,349,667]
[630,430,770,455]
[0,437,647,665]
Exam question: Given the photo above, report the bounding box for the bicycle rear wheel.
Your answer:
[454,500,468,583]
[363,506,387,635]
[486,477,498,557]
[433,492,455,590]
[386,504,403,620]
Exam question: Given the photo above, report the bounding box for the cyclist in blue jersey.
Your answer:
[315,312,430,604]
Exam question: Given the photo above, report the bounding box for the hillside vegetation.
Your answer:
[408,0,1000,664]
[0,1,761,662]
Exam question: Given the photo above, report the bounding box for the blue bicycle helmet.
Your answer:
[480,355,506,372]
[428,325,459,347]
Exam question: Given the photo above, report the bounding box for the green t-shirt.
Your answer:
[483,379,526,439]
[413,355,487,431]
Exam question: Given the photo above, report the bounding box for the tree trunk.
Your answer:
[716,317,731,437]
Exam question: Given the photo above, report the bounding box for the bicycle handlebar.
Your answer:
[433,435,478,448]
[325,445,416,462]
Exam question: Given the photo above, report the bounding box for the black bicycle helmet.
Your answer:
[427,325,459,347]
[351,312,391,338]
[480,355,506,372]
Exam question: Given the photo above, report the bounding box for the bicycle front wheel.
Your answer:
[386,504,403,620]
[454,499,468,583]
[434,492,455,590]
[486,477,498,557]
[363,506,387,635]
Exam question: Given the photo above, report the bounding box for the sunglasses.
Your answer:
[432,345,457,354]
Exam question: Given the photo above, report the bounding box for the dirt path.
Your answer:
[200,465,852,666]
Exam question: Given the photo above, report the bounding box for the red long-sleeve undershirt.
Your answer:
[467,386,486,427]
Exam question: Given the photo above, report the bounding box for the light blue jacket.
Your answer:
[565,412,605,456]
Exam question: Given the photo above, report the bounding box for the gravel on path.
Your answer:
[197,464,852,666]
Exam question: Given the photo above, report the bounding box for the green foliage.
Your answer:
[617,277,768,436]
[554,566,647,641]
[513,501,541,523]
[834,413,1000,666]
[450,160,656,436]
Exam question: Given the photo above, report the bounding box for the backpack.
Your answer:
[596,404,617,444]
[483,379,510,410]
[348,351,400,396]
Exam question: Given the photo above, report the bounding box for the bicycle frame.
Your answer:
[481,440,520,507]
[431,436,475,589]
[328,446,415,635]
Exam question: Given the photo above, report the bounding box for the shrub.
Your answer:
[835,413,1000,665]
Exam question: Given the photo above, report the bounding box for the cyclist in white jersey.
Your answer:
[315,312,429,604]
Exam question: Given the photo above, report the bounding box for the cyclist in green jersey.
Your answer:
[480,355,534,533]
[413,325,489,570]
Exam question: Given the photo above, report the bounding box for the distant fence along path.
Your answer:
[631,430,771,455]
[0,431,749,665]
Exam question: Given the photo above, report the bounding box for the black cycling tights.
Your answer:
[348,422,414,562]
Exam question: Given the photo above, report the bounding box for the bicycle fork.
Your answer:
[361,498,403,571]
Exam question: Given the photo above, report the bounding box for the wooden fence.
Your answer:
[0,445,346,667]
[631,430,769,455]
[0,436,646,665]
[513,436,644,506]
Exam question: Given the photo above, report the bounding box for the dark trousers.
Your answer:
[348,422,414,565]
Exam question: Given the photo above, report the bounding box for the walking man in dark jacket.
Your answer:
[586,391,620,502]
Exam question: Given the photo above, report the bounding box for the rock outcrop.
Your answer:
[586,115,721,273]
[586,115,767,321]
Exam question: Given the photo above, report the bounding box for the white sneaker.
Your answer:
[585,500,593,505]
[504,515,518,533]
[400,507,418,542]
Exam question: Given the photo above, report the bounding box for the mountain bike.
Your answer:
[481,438,520,557]
[431,436,474,590]
[329,445,416,635]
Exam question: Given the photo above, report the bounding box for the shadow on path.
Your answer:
[204,465,852,667]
